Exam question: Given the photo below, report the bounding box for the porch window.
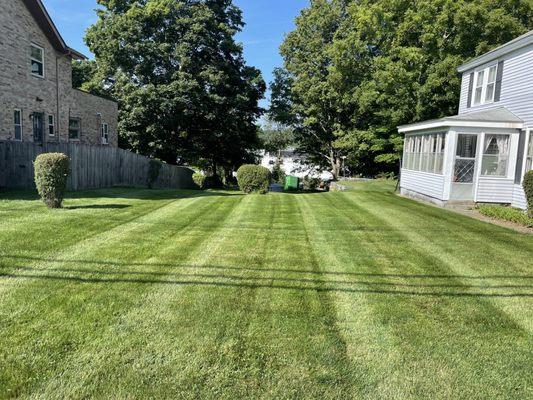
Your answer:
[30,44,44,78]
[403,133,445,174]
[472,64,497,106]
[14,110,22,141]
[481,134,510,177]
[69,118,81,140]
[526,131,533,171]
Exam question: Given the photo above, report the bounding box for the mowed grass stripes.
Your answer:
[0,182,531,399]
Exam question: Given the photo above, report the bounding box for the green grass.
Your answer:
[0,182,532,399]
[476,204,533,227]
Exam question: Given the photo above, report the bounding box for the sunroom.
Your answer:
[398,108,525,207]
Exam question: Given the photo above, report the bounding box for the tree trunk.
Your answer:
[329,148,340,181]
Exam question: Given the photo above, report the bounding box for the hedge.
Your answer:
[237,164,271,194]
[523,170,533,218]
[193,172,207,189]
[34,153,70,208]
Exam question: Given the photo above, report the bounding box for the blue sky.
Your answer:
[41,0,309,106]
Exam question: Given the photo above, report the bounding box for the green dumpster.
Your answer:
[284,175,300,191]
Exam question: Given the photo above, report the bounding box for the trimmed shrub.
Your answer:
[237,164,271,194]
[524,170,533,218]
[193,172,207,189]
[34,153,70,208]
[147,159,162,189]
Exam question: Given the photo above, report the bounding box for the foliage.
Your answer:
[302,176,320,192]
[271,163,286,184]
[85,0,266,174]
[523,170,533,218]
[192,172,207,190]
[71,60,108,97]
[279,0,533,177]
[268,68,297,127]
[236,164,271,194]
[476,204,533,227]
[147,159,162,189]
[260,121,294,156]
[33,153,70,208]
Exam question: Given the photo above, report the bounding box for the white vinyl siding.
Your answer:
[459,44,533,128]
[511,185,527,210]
[525,130,533,171]
[400,170,445,200]
[476,177,515,203]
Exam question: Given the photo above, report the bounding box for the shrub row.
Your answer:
[523,170,533,218]
[476,204,533,228]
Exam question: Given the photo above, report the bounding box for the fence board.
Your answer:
[0,141,194,191]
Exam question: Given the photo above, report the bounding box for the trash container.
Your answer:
[284,175,299,191]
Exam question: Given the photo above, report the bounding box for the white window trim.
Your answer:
[402,132,446,175]
[471,63,498,107]
[101,122,109,145]
[525,128,533,173]
[30,43,45,79]
[480,133,511,178]
[48,114,55,136]
[13,109,23,141]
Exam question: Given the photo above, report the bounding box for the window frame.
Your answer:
[68,118,81,141]
[403,132,446,175]
[13,109,23,141]
[30,43,45,79]
[48,114,55,137]
[472,63,498,107]
[480,133,511,178]
[101,122,109,145]
[525,129,533,172]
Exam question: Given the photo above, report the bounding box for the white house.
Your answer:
[261,149,334,181]
[399,31,533,209]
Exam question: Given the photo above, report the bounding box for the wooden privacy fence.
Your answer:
[0,141,195,191]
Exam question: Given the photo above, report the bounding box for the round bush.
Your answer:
[237,164,271,194]
[523,170,533,218]
[193,172,207,189]
[34,153,70,208]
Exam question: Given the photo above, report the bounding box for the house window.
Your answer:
[526,131,533,172]
[481,134,510,177]
[30,44,44,78]
[48,115,55,136]
[14,110,22,141]
[69,118,80,140]
[403,133,446,174]
[472,64,497,106]
[101,123,109,145]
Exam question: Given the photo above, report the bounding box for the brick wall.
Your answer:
[0,0,118,147]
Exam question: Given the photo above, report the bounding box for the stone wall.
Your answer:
[0,0,118,147]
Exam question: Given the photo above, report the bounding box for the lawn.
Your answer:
[0,181,531,399]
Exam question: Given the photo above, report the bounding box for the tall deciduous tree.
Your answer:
[279,0,532,177]
[85,0,265,174]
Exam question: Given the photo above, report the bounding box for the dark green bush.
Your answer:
[476,204,533,227]
[193,172,207,189]
[271,163,286,184]
[147,159,162,189]
[524,170,533,218]
[34,153,70,208]
[302,176,320,191]
[237,164,271,194]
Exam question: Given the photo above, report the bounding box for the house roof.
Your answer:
[458,30,533,73]
[398,107,524,133]
[21,0,87,60]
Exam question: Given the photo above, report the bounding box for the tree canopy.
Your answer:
[82,0,265,174]
[278,0,533,178]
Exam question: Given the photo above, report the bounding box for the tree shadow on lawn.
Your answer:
[0,187,242,202]
[64,204,132,210]
[2,256,532,298]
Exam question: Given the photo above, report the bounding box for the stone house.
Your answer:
[0,0,118,147]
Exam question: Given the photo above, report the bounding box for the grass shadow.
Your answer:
[65,204,132,210]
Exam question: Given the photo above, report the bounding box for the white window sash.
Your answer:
[30,44,45,78]
[472,63,498,106]
[13,109,23,141]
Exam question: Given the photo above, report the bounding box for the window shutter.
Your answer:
[466,72,474,108]
[494,61,504,102]
[515,130,526,184]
